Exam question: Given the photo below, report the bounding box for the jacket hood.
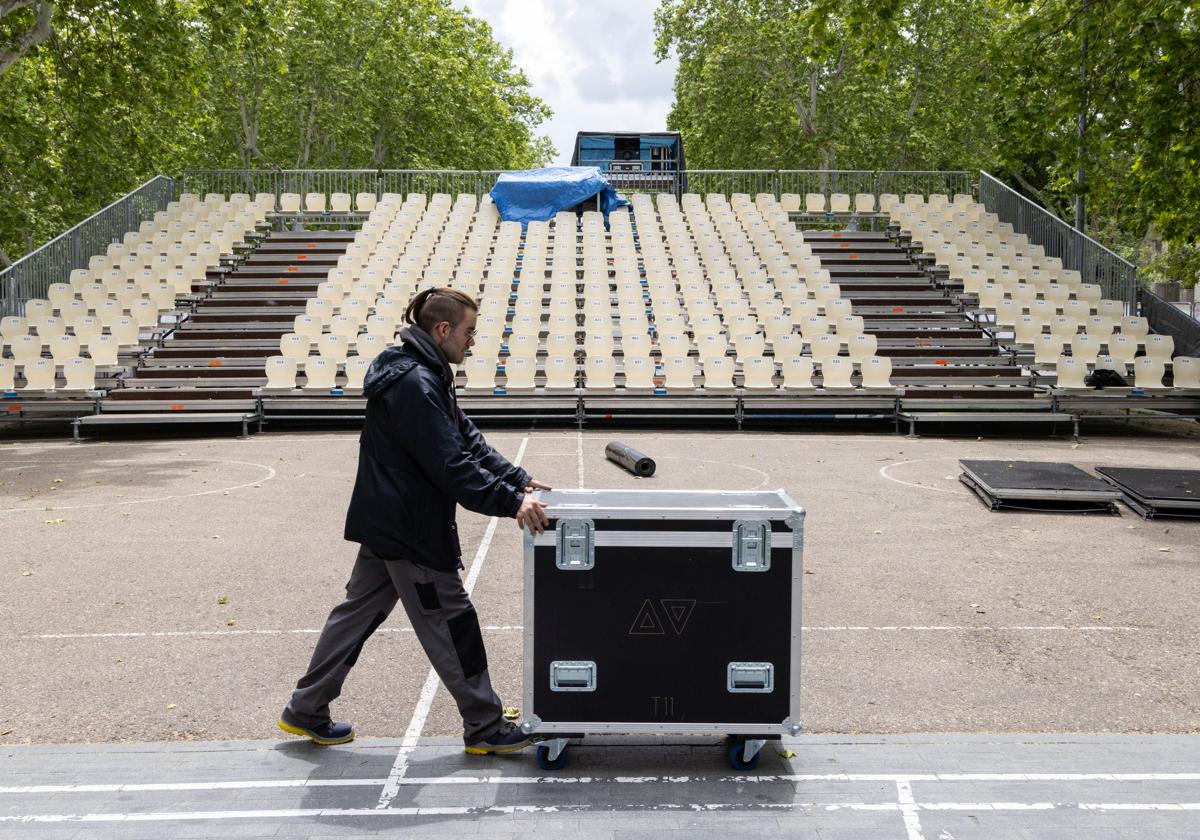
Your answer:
[362,325,452,398]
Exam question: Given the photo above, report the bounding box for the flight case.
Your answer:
[520,489,804,770]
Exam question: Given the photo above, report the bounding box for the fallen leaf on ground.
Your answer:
[226,619,236,626]
[21,571,33,577]
[502,706,520,720]
[1158,547,1171,552]
[166,704,177,710]
[43,518,64,525]
[0,730,11,736]
[217,595,228,605]
[777,749,797,759]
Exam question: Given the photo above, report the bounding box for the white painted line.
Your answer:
[0,458,277,514]
[375,435,530,809]
[4,802,1200,823]
[576,429,585,489]
[7,772,1200,796]
[19,626,523,640]
[879,458,962,495]
[897,779,926,840]
[16,624,1143,641]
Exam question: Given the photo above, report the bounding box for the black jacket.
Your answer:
[343,325,530,570]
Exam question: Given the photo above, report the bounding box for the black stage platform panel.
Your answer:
[1095,467,1200,520]
[959,460,1122,514]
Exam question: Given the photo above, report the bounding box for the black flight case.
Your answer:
[520,489,804,770]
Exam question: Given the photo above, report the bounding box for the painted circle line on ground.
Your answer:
[0,458,277,514]
[879,457,966,495]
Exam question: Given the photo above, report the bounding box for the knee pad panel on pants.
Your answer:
[414,581,441,611]
[447,607,488,679]
[345,611,389,668]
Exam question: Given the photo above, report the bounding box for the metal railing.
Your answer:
[180,168,974,204]
[979,171,1139,306]
[1139,288,1200,357]
[1,175,175,317]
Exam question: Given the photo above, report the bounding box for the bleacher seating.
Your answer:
[14,184,1194,423]
[2,193,260,392]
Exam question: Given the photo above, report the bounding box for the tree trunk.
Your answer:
[0,1,54,77]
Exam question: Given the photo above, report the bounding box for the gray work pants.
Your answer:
[286,545,504,743]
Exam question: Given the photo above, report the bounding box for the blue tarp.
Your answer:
[489,166,629,226]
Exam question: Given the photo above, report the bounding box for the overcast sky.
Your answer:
[461,0,679,165]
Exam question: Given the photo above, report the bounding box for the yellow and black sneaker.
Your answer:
[464,720,532,755]
[277,708,355,746]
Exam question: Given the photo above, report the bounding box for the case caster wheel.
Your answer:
[728,740,762,771]
[537,739,568,772]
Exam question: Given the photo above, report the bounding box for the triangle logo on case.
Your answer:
[629,599,665,635]
[660,599,697,635]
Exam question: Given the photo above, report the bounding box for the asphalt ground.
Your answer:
[2,427,1199,837]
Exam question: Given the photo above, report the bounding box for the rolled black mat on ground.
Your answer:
[605,441,656,477]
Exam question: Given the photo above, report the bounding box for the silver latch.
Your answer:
[550,660,597,692]
[732,519,770,572]
[556,518,594,571]
[727,661,774,693]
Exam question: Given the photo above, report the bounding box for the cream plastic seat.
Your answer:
[702,356,736,391]
[264,356,298,390]
[279,333,311,361]
[344,356,371,389]
[1172,356,1199,389]
[805,194,827,214]
[58,299,88,326]
[741,356,776,390]
[543,356,576,389]
[0,358,14,391]
[585,355,616,390]
[1119,316,1149,339]
[836,315,865,338]
[1134,357,1167,389]
[781,356,815,390]
[305,193,326,213]
[1093,354,1122,374]
[854,193,876,213]
[464,356,497,391]
[48,283,74,312]
[49,334,80,363]
[663,356,698,390]
[329,315,360,344]
[354,333,387,361]
[302,357,338,390]
[129,299,159,329]
[9,335,40,365]
[1,315,28,341]
[72,316,103,346]
[622,356,655,389]
[1014,315,1042,345]
[798,315,829,339]
[293,315,323,340]
[860,356,895,390]
[819,356,854,389]
[21,358,56,390]
[306,298,335,324]
[329,193,352,213]
[87,334,119,366]
[847,333,878,360]
[780,194,802,213]
[810,334,841,362]
[365,315,397,340]
[1144,334,1174,362]
[109,317,139,347]
[318,334,349,362]
[1108,334,1138,366]
[1069,333,1100,363]
[1055,356,1088,389]
[356,193,377,213]
[502,357,535,390]
[279,193,302,213]
[60,355,93,391]
[1033,333,1062,366]
[25,300,52,321]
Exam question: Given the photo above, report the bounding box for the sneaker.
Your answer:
[277,707,354,746]
[464,719,532,755]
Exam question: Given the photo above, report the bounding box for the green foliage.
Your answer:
[1145,245,1200,289]
[0,0,552,264]
[656,0,1200,255]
